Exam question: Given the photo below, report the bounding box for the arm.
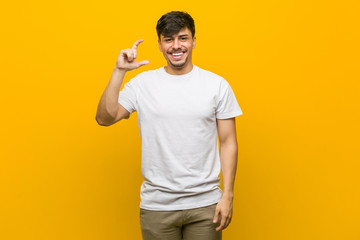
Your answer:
[95,39,149,126]
[213,117,238,231]
[96,68,129,126]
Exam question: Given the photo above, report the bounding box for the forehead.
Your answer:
[161,27,192,38]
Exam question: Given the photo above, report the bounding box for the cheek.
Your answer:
[161,45,170,53]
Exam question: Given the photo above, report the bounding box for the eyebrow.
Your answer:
[163,34,190,38]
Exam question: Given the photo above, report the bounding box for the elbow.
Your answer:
[95,115,113,127]
[220,140,238,151]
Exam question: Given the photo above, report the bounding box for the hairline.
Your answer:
[158,27,195,40]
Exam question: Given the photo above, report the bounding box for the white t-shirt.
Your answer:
[118,65,243,211]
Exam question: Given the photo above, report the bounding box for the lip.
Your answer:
[168,51,186,61]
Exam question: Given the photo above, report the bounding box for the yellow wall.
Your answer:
[1,0,359,239]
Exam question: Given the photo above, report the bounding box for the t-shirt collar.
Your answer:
[159,65,197,79]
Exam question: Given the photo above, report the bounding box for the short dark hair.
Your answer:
[156,11,195,40]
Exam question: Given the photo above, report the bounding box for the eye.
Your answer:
[180,37,188,41]
[165,39,172,42]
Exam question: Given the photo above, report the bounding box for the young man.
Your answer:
[96,11,243,240]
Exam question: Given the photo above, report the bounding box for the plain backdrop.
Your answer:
[1,0,359,239]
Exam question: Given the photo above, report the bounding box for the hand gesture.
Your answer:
[213,196,233,231]
[115,39,150,71]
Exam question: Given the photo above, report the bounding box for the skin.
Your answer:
[157,27,196,75]
[95,39,149,125]
[96,28,239,232]
[213,117,238,231]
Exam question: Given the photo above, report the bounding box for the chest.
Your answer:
[137,79,218,122]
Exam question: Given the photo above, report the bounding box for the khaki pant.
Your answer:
[140,203,222,240]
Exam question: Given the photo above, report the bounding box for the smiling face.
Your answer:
[158,27,196,75]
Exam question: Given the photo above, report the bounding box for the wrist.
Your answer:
[222,191,234,200]
[113,66,128,74]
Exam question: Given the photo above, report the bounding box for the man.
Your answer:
[96,11,243,240]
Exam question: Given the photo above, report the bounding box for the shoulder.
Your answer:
[126,68,160,87]
[135,66,163,78]
[195,66,229,87]
[196,66,223,79]
[130,67,162,82]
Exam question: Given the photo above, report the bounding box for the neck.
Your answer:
[164,63,194,75]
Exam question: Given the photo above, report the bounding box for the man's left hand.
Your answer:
[213,195,233,231]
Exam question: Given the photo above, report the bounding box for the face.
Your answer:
[158,27,196,70]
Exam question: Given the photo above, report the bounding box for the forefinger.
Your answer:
[132,39,144,50]
[216,215,226,231]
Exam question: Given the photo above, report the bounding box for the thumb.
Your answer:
[138,60,150,67]
[213,207,220,223]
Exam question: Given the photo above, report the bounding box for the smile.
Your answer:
[169,52,185,60]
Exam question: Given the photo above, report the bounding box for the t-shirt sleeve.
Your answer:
[118,77,139,117]
[215,78,243,119]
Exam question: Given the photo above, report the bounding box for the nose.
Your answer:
[173,39,181,49]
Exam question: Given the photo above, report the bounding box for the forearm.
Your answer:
[220,141,238,198]
[213,141,238,231]
[96,67,126,124]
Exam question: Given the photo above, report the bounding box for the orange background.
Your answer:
[1,0,359,239]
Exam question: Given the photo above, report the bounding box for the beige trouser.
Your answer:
[140,203,222,240]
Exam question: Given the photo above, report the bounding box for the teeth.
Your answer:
[172,53,183,56]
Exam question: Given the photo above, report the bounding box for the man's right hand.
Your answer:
[115,39,150,71]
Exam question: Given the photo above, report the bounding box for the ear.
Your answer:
[192,36,196,49]
[158,39,162,52]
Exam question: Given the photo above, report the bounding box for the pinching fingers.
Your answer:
[132,39,144,50]
[121,49,136,62]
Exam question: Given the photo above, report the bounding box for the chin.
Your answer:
[169,58,188,68]
[170,62,186,68]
